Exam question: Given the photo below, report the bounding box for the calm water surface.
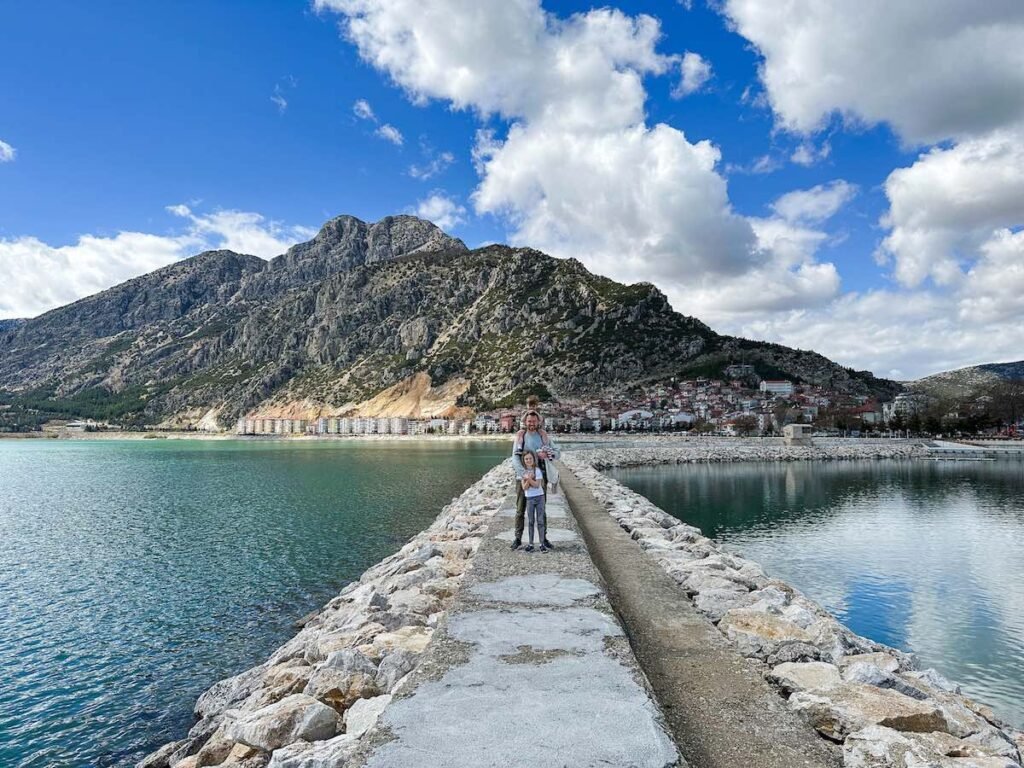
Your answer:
[608,458,1024,728]
[0,439,507,768]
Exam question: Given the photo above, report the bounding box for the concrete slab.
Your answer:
[494,528,579,543]
[467,574,601,606]
[498,504,567,518]
[366,647,677,768]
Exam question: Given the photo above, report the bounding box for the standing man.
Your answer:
[511,407,559,550]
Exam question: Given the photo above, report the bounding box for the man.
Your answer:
[510,409,559,550]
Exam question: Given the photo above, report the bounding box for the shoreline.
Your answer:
[563,442,1024,766]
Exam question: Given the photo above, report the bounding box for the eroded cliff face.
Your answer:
[0,214,895,427]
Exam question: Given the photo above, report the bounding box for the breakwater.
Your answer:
[137,437,1023,768]
[563,441,1024,767]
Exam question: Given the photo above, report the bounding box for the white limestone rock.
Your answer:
[839,653,902,674]
[789,683,947,741]
[343,694,393,738]
[718,608,815,660]
[226,694,340,752]
[768,661,841,694]
[266,735,359,768]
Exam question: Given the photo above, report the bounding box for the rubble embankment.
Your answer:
[563,441,1024,768]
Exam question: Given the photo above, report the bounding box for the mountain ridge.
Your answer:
[0,214,899,428]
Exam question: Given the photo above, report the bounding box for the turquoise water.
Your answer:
[607,458,1024,728]
[0,439,507,768]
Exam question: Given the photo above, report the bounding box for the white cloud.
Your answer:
[673,52,712,98]
[375,123,404,145]
[721,0,1024,144]
[772,180,856,225]
[0,207,314,318]
[735,288,1024,381]
[716,1,1024,376]
[271,85,288,113]
[790,140,830,167]
[681,182,853,321]
[879,129,1024,288]
[415,192,466,231]
[317,0,776,292]
[0,139,15,163]
[352,98,404,145]
[166,205,316,260]
[353,98,375,121]
[409,150,454,180]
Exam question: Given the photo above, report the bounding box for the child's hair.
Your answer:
[526,394,541,409]
[522,449,539,471]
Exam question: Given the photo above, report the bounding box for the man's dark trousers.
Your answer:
[514,468,547,543]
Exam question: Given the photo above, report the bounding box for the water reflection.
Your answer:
[608,459,1024,728]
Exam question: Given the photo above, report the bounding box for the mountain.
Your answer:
[909,360,1024,401]
[0,319,26,333]
[0,214,898,428]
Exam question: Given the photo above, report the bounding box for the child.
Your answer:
[520,450,548,552]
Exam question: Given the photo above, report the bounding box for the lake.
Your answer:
[607,458,1024,728]
[0,438,508,768]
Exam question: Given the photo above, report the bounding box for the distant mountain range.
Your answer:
[909,359,1024,401]
[0,214,899,428]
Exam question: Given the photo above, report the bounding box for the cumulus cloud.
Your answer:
[673,52,712,98]
[0,207,314,318]
[879,129,1024,288]
[717,0,1024,376]
[0,139,15,163]
[681,182,854,321]
[721,0,1024,144]
[317,0,786,295]
[415,192,467,231]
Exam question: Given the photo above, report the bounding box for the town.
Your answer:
[234,366,942,437]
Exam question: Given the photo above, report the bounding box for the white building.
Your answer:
[760,380,794,397]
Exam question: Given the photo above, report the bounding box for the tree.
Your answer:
[732,415,759,436]
[986,380,1024,430]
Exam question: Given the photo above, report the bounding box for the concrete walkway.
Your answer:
[353,482,682,767]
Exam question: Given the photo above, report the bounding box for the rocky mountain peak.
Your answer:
[268,214,466,283]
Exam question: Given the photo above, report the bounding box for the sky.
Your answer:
[1,1,1022,380]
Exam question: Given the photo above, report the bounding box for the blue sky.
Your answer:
[1,1,1022,379]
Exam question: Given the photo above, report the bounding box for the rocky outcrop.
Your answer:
[563,443,1024,768]
[135,462,511,768]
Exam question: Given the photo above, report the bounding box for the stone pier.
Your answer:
[348,483,682,767]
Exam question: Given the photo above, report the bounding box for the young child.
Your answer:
[520,450,548,552]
